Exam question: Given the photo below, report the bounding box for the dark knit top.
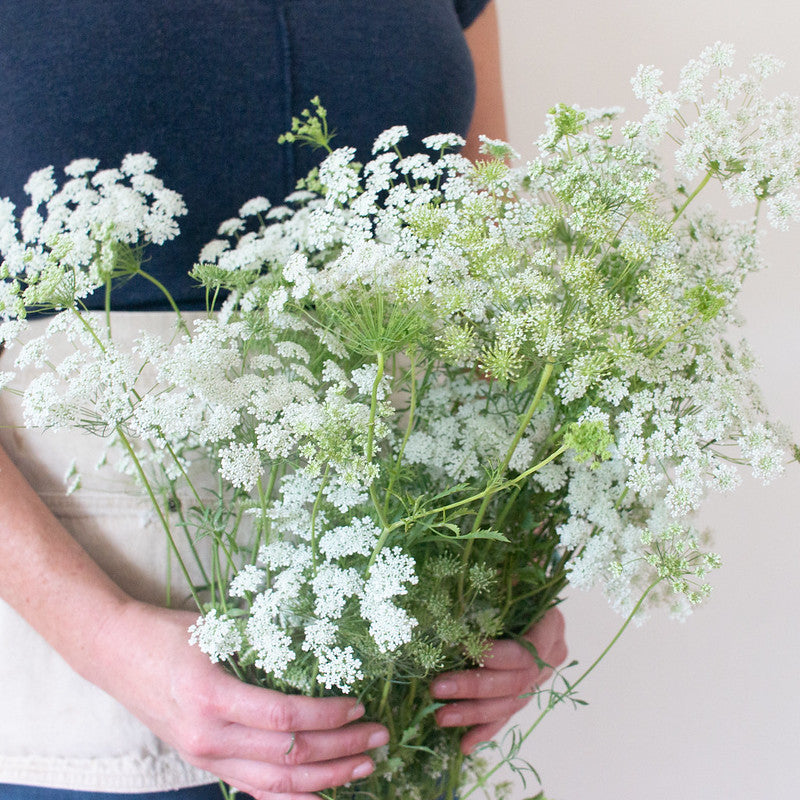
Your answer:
[0,0,490,309]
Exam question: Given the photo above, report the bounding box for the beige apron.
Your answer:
[0,312,215,791]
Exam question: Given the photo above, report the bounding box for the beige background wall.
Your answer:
[494,1,800,798]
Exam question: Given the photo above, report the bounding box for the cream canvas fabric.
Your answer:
[0,313,215,791]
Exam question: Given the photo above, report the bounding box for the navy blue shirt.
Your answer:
[0,1,490,310]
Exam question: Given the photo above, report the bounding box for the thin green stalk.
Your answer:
[382,350,418,520]
[310,466,330,569]
[210,539,222,609]
[104,278,113,338]
[157,441,215,588]
[251,465,279,561]
[373,442,570,550]
[672,170,714,223]
[70,307,108,354]
[166,487,211,591]
[366,351,385,463]
[364,352,396,570]
[458,361,555,604]
[445,748,465,800]
[376,665,394,723]
[646,309,704,359]
[402,678,418,722]
[752,197,763,232]
[502,556,570,617]
[470,360,554,536]
[493,482,523,534]
[164,441,204,505]
[134,268,186,329]
[115,427,202,609]
[460,579,662,799]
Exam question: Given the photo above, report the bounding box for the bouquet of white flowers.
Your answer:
[1,44,797,800]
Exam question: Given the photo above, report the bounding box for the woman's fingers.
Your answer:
[430,606,569,755]
[213,673,367,732]
[524,606,567,669]
[431,665,538,701]
[459,721,507,756]
[209,721,390,765]
[434,695,529,730]
[204,752,376,798]
[186,670,388,797]
[477,638,539,670]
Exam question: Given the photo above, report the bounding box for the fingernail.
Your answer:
[368,729,390,749]
[351,759,374,780]
[347,702,366,721]
[432,680,456,697]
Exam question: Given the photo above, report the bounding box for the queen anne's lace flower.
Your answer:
[219,442,262,490]
[315,646,364,692]
[245,597,296,677]
[372,125,409,154]
[189,610,242,664]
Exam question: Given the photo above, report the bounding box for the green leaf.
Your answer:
[397,701,447,751]
[415,528,509,545]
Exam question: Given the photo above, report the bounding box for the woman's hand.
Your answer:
[90,601,389,800]
[430,606,567,755]
[0,443,389,800]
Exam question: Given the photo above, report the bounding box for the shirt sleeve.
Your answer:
[453,0,492,29]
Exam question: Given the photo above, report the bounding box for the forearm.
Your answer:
[0,440,386,796]
[463,0,508,161]
[0,441,132,683]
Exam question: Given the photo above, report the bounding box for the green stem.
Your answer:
[646,309,703,359]
[752,197,763,233]
[366,351,385,463]
[104,279,113,338]
[365,352,395,571]
[458,362,555,604]
[115,427,202,609]
[502,557,570,618]
[493,482,523,534]
[672,170,714,224]
[376,665,394,721]
[470,361,554,535]
[459,579,662,799]
[134,268,186,330]
[70,307,108,355]
[159,442,214,589]
[166,485,211,591]
[445,748,465,800]
[382,350,418,520]
[309,466,330,569]
[252,465,279,561]
[374,442,570,548]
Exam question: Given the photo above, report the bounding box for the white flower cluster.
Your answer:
[13,311,136,433]
[633,43,800,228]
[190,484,418,692]
[403,375,554,482]
[1,154,186,320]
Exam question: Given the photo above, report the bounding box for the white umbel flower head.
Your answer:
[188,610,242,664]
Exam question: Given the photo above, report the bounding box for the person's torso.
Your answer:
[0,0,480,310]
